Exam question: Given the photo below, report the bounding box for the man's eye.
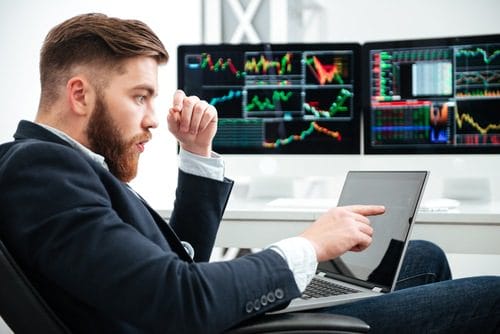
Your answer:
[136,96,146,104]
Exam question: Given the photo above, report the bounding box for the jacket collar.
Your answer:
[14,120,72,147]
[14,120,107,170]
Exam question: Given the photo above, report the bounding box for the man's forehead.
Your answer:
[112,57,159,91]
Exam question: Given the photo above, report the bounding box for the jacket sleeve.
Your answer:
[169,169,233,262]
[0,141,301,333]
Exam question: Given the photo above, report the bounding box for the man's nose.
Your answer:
[143,107,159,129]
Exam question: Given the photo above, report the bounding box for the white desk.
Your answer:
[159,199,500,255]
[160,199,500,277]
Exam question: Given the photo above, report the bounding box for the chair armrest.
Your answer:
[225,312,370,333]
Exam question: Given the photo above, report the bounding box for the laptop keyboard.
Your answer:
[301,277,361,299]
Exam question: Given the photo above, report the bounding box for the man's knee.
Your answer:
[408,240,451,280]
[408,240,446,260]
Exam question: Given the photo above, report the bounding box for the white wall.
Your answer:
[1,0,499,208]
[305,0,500,43]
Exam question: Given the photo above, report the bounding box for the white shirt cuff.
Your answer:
[268,237,318,292]
[178,147,225,181]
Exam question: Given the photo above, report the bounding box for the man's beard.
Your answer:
[87,95,151,182]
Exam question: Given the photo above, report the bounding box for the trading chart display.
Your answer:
[364,34,500,153]
[178,44,361,154]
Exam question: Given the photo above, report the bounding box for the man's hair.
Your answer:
[39,13,169,107]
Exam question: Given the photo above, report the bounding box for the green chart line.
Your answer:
[246,91,294,111]
[456,48,500,64]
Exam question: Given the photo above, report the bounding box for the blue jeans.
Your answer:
[322,240,500,333]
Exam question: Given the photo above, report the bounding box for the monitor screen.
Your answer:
[363,34,500,154]
[177,43,361,154]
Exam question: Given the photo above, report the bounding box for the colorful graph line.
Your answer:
[305,56,345,85]
[263,122,342,148]
[455,111,500,135]
[304,89,353,117]
[209,90,242,106]
[456,47,500,64]
[246,91,293,111]
[245,53,293,75]
[200,53,244,78]
[456,71,500,86]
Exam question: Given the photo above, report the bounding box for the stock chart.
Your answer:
[178,44,361,154]
[365,35,500,153]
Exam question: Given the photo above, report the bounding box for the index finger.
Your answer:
[343,204,385,217]
[172,89,186,111]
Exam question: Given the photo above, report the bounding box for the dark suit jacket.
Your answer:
[0,121,300,333]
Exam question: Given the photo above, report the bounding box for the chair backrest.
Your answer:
[0,239,71,334]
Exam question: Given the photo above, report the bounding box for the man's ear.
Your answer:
[66,76,94,116]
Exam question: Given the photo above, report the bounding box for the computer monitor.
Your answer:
[363,34,500,154]
[177,43,361,154]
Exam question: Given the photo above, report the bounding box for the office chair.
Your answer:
[0,238,71,334]
[0,238,369,334]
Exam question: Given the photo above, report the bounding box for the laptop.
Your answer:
[272,170,429,313]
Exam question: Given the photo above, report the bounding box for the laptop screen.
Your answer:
[318,171,428,292]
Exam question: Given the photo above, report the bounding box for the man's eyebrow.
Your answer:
[132,84,157,97]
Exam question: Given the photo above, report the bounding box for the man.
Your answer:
[0,13,498,334]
